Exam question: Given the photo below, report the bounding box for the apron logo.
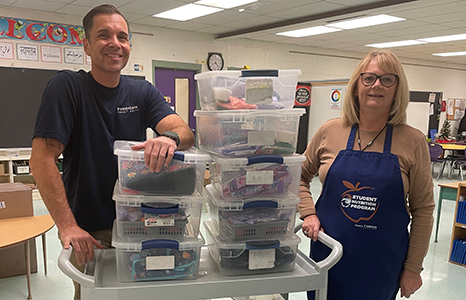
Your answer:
[340,180,380,223]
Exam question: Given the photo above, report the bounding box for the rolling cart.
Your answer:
[58,225,342,300]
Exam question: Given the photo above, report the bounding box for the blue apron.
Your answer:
[308,124,410,300]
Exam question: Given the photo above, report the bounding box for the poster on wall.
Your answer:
[17,43,38,61]
[295,84,311,106]
[41,45,62,63]
[0,42,14,59]
[330,88,342,110]
[64,47,84,64]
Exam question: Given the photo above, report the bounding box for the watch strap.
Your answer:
[160,131,180,147]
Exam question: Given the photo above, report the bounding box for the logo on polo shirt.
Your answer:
[117,105,139,114]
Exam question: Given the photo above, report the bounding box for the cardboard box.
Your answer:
[0,163,5,175]
[0,182,33,219]
[0,182,37,278]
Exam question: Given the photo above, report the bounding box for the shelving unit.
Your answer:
[449,182,466,267]
[0,148,34,186]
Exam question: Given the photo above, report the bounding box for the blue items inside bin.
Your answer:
[128,247,197,281]
[450,239,466,265]
[121,159,196,194]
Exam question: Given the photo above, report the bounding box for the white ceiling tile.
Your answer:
[131,16,179,27]
[55,4,92,17]
[118,0,183,15]
[11,0,67,12]
[267,1,345,19]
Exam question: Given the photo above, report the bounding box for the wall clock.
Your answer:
[207,52,224,71]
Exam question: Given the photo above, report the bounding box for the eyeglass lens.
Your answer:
[360,73,397,87]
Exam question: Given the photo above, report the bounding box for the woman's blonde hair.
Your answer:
[341,49,409,126]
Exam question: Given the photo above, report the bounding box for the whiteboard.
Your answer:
[406,102,430,135]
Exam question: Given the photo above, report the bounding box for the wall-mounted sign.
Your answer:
[64,47,84,64]
[0,41,14,59]
[330,89,342,110]
[41,45,62,63]
[0,17,84,46]
[17,43,38,61]
[295,85,311,106]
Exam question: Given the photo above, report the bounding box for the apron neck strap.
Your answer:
[346,123,393,153]
[383,124,393,153]
[347,124,358,150]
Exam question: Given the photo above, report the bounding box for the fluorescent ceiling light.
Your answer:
[419,33,466,43]
[153,4,223,21]
[432,51,466,57]
[327,14,405,30]
[366,40,427,48]
[195,0,257,9]
[277,26,342,38]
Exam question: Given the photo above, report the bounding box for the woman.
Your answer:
[299,49,434,300]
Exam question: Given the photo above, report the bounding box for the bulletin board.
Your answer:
[446,98,466,120]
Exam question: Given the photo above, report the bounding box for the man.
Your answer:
[29,4,194,299]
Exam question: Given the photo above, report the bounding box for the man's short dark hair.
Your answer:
[82,4,130,39]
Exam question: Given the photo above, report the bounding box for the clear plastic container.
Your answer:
[195,69,301,110]
[194,109,305,157]
[112,221,204,282]
[209,154,305,199]
[113,181,204,238]
[114,141,210,195]
[204,219,300,276]
[205,184,299,241]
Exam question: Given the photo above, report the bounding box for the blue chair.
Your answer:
[429,143,448,180]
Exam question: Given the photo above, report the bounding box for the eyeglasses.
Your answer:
[360,72,398,88]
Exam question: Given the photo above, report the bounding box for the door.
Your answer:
[153,68,197,129]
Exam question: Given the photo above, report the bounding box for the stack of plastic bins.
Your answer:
[193,69,306,276]
[111,140,210,282]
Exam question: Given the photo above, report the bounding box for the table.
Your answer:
[434,181,464,242]
[0,215,55,299]
[437,143,466,180]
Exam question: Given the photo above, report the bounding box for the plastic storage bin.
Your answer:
[194,109,305,157]
[204,219,300,276]
[195,69,301,110]
[113,181,204,238]
[112,221,204,282]
[209,154,305,199]
[205,184,299,240]
[114,141,210,195]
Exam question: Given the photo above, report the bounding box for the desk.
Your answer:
[437,143,466,179]
[435,182,464,242]
[0,215,55,299]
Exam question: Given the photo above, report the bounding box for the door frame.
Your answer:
[151,60,202,110]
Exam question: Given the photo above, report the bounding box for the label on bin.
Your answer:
[146,255,175,270]
[248,131,274,146]
[145,214,175,227]
[248,249,275,270]
[246,171,273,185]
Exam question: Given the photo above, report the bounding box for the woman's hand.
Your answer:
[400,269,422,298]
[302,214,322,242]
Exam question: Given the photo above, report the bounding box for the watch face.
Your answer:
[208,53,224,71]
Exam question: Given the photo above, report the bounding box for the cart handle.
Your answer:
[58,245,95,288]
[294,223,343,273]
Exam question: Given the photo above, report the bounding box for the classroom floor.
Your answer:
[1,171,465,300]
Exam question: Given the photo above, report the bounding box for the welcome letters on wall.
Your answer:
[0,17,84,46]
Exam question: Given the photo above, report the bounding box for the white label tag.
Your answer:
[248,249,275,270]
[145,214,175,227]
[246,170,274,185]
[17,166,29,173]
[248,131,274,146]
[146,255,175,270]
[0,201,5,209]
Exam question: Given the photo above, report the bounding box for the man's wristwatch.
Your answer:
[160,131,180,147]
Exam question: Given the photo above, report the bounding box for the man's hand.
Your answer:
[400,269,422,298]
[60,225,104,266]
[131,137,177,173]
[302,214,322,242]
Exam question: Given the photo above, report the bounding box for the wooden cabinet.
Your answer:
[449,183,466,267]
